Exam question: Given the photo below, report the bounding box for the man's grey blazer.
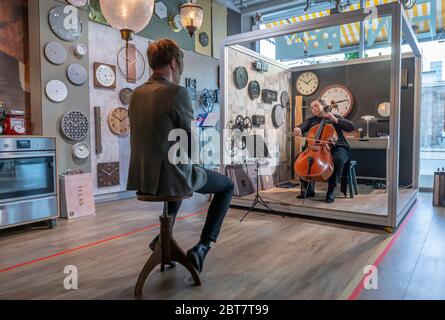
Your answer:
[127,77,207,196]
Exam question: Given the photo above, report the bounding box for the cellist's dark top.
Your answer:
[297,114,354,150]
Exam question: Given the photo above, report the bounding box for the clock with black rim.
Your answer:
[272,104,284,128]
[233,66,248,89]
[248,80,261,100]
[281,91,290,109]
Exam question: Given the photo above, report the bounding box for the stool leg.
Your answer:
[352,167,359,195]
[134,242,162,296]
[348,169,354,198]
[171,239,201,286]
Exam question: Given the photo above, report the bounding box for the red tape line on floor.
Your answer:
[0,210,207,273]
[347,203,418,300]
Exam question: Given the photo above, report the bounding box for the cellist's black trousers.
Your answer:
[299,146,350,191]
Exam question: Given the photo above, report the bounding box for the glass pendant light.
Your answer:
[99,0,155,43]
[180,1,204,37]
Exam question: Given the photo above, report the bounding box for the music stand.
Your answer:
[240,134,276,222]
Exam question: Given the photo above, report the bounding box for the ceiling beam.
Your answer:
[214,0,242,13]
[240,0,310,16]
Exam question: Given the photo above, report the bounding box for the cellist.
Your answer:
[291,98,354,203]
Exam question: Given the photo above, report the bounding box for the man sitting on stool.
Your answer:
[127,39,234,273]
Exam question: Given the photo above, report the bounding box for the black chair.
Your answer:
[134,192,201,297]
[341,160,359,198]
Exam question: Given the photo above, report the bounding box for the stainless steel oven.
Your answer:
[0,137,58,229]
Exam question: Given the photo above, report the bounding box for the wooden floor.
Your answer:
[234,183,417,217]
[0,194,390,300]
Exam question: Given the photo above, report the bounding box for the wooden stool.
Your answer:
[134,192,201,297]
[341,160,359,198]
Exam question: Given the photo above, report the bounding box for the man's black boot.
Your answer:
[187,241,211,273]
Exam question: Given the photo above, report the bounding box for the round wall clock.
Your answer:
[169,15,183,32]
[199,32,209,47]
[281,91,290,109]
[109,107,130,136]
[248,80,261,100]
[233,66,248,89]
[119,88,133,105]
[48,6,82,42]
[67,0,88,7]
[67,63,88,86]
[72,142,90,160]
[272,104,284,128]
[117,45,146,82]
[320,84,354,117]
[74,43,87,58]
[378,102,390,117]
[61,111,89,141]
[94,62,116,89]
[45,80,68,103]
[296,71,319,96]
[44,41,67,65]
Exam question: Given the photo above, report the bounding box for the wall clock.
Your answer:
[281,91,290,109]
[109,107,130,136]
[67,63,88,86]
[272,104,284,128]
[117,44,146,83]
[155,1,168,19]
[378,102,390,117]
[72,142,90,160]
[97,162,120,188]
[74,43,87,58]
[262,89,277,104]
[94,62,116,89]
[45,80,68,103]
[67,0,88,7]
[296,71,319,96]
[169,15,183,32]
[320,84,354,117]
[185,78,197,101]
[49,6,82,42]
[248,80,261,100]
[119,88,133,105]
[44,41,67,65]
[199,32,209,47]
[233,66,248,89]
[61,111,89,141]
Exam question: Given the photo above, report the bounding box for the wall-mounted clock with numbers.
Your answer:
[296,71,319,96]
[97,162,120,188]
[320,84,354,117]
[93,62,116,89]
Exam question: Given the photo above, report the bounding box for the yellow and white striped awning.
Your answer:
[265,0,445,47]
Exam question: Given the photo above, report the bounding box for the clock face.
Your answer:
[272,104,284,128]
[44,41,67,65]
[97,162,120,188]
[296,71,319,96]
[233,66,248,89]
[46,80,68,103]
[248,81,261,100]
[67,0,88,7]
[378,102,390,117]
[281,91,290,109]
[61,111,89,141]
[72,142,90,159]
[320,84,354,117]
[109,107,130,136]
[67,63,88,86]
[48,6,82,42]
[94,63,116,89]
[74,43,87,57]
[117,45,146,82]
[169,15,183,32]
[119,88,133,105]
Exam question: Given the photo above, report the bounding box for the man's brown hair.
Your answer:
[147,39,184,73]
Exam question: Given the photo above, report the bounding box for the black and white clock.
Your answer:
[233,66,248,89]
[72,142,90,159]
[296,71,319,96]
[93,62,116,89]
[61,111,89,141]
[248,80,261,100]
[320,84,354,117]
[272,104,284,128]
[74,43,88,58]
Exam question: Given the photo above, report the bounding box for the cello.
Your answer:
[293,101,338,182]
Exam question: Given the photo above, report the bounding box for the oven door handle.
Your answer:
[0,151,56,159]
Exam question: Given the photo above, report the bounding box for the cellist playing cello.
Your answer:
[291,98,354,203]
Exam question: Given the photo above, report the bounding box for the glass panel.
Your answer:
[419,40,445,188]
[0,156,55,201]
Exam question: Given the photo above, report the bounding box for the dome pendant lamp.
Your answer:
[99,0,155,45]
[180,1,204,37]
